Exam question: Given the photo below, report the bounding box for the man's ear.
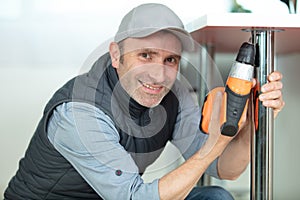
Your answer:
[109,42,121,69]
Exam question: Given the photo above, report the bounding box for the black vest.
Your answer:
[4,53,179,199]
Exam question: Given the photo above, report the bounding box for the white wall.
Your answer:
[273,53,300,200]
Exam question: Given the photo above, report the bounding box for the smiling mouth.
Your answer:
[138,80,163,91]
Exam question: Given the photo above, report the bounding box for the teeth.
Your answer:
[143,83,160,90]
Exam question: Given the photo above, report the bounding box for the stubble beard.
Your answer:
[132,86,170,108]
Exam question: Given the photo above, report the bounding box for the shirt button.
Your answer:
[115,169,122,176]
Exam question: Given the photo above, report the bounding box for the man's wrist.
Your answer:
[195,135,232,162]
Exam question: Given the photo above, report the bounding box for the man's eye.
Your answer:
[140,53,150,59]
[166,57,176,63]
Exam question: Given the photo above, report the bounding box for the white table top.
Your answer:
[185,13,300,54]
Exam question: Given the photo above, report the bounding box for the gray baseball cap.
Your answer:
[114,3,195,52]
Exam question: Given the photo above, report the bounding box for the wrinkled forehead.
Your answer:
[120,31,182,55]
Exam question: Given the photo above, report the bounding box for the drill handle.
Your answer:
[220,86,250,136]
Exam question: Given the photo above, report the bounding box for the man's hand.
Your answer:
[199,89,234,159]
[217,71,285,180]
[258,71,285,118]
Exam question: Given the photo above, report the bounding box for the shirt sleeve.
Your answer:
[47,102,160,200]
[170,83,220,178]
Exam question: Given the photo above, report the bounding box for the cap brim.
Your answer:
[114,27,195,52]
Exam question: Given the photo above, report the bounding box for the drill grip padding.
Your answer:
[200,87,224,135]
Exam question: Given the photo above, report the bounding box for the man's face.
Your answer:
[111,31,182,108]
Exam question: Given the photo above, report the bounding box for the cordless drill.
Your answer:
[200,42,255,137]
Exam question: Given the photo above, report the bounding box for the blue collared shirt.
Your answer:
[47,95,219,199]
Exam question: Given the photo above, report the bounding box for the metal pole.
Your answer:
[197,44,215,104]
[250,30,275,200]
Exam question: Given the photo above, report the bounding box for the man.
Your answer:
[4,3,284,200]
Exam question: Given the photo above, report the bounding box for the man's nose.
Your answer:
[149,63,166,84]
